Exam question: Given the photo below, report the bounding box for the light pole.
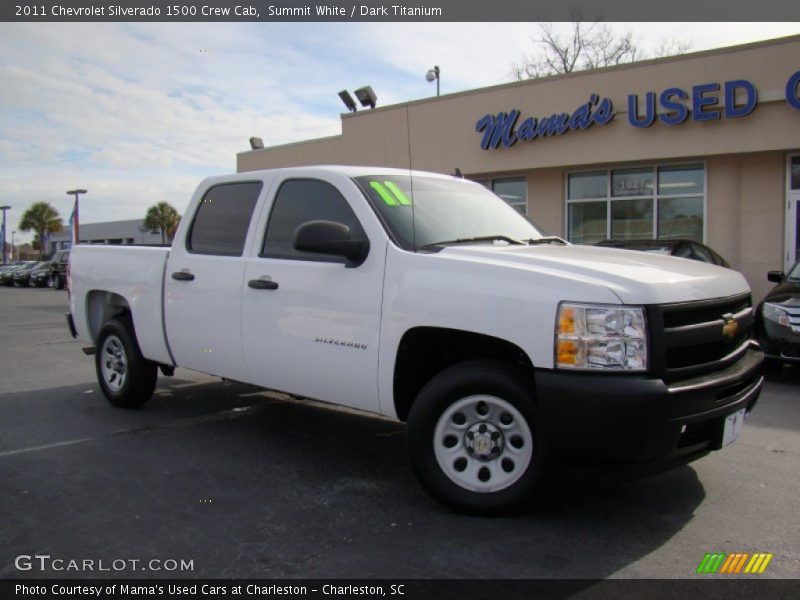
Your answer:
[0,205,10,265]
[425,65,440,97]
[66,189,87,247]
[11,230,16,262]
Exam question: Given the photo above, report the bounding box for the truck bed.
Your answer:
[69,245,173,365]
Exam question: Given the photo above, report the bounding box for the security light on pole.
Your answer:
[354,86,377,109]
[426,65,440,97]
[338,90,358,112]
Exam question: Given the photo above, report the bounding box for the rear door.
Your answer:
[164,180,264,381]
[241,173,387,413]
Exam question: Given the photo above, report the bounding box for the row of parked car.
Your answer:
[0,249,69,289]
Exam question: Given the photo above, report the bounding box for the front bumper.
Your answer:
[536,348,763,464]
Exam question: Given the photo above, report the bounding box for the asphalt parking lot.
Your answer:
[1,286,798,580]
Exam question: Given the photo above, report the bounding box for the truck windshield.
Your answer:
[354,175,546,251]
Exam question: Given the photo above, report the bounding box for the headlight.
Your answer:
[762,302,791,328]
[555,303,648,371]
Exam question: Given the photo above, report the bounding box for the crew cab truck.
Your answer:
[68,166,763,513]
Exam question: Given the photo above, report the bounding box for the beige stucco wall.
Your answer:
[237,35,800,301]
[239,35,800,174]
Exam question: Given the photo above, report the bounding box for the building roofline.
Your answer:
[238,133,342,156]
[237,32,800,158]
[339,32,800,117]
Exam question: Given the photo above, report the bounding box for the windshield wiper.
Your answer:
[524,236,567,245]
[420,235,526,249]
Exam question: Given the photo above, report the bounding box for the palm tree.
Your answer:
[19,202,63,259]
[144,202,181,245]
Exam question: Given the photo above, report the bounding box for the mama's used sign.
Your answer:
[475,69,800,150]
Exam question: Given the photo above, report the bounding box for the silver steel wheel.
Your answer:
[100,334,128,392]
[434,395,533,493]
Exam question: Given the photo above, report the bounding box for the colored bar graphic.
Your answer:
[697,552,726,573]
[744,553,774,574]
[698,552,773,574]
[370,181,398,205]
[384,181,413,205]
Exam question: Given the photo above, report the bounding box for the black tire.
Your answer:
[52,273,62,290]
[95,316,157,408]
[406,360,546,515]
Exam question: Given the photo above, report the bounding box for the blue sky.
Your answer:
[1,21,799,244]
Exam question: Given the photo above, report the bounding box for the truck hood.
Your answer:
[438,243,750,304]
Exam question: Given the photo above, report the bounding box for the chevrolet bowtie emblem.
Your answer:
[722,313,739,340]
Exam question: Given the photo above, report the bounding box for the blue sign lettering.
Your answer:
[725,80,757,118]
[474,94,616,151]
[659,88,689,126]
[475,72,800,148]
[692,83,721,122]
[628,92,656,128]
[787,70,800,110]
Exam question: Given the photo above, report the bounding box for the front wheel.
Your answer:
[95,317,157,408]
[407,360,545,514]
[52,273,63,289]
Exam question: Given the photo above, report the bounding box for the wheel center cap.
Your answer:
[464,422,504,460]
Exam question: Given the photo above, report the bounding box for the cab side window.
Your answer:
[187,182,262,256]
[262,179,366,261]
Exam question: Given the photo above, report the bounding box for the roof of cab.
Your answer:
[200,165,459,186]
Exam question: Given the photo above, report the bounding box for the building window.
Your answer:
[472,177,528,215]
[566,164,705,244]
[792,155,800,191]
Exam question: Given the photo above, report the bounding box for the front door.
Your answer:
[787,155,800,272]
[242,174,386,413]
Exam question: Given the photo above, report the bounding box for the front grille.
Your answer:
[648,292,754,381]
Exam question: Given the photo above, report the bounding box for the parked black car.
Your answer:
[48,249,70,290]
[756,262,800,368]
[0,265,19,285]
[594,238,731,268]
[0,263,33,286]
[28,261,53,288]
[11,261,40,286]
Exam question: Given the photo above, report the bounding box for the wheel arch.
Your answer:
[393,326,535,422]
[86,290,132,344]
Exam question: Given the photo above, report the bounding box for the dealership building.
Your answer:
[238,35,800,301]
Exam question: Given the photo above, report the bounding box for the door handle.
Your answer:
[248,278,278,290]
[171,270,195,281]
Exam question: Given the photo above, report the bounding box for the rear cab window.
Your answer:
[187,182,263,256]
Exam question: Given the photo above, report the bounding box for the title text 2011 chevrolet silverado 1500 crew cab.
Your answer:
[68,166,763,513]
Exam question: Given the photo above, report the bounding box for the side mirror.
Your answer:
[767,270,785,283]
[293,220,369,267]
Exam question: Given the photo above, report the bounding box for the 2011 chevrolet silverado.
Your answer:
[67,166,763,513]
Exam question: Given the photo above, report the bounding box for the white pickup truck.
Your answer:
[68,166,763,513]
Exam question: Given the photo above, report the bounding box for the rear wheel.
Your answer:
[52,272,62,290]
[407,360,545,514]
[95,317,157,408]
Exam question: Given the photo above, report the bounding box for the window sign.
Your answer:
[567,164,705,244]
[612,169,654,198]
